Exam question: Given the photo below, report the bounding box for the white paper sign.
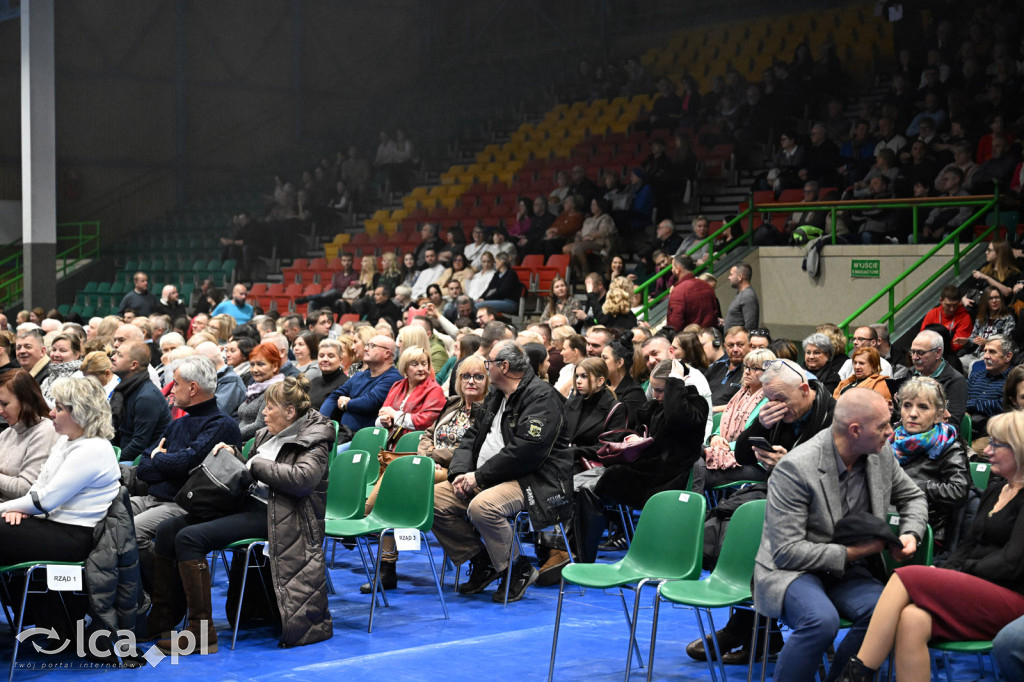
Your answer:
[352,452,361,463]
[47,564,82,591]
[976,464,987,471]
[679,493,690,502]
[413,457,421,465]
[395,529,421,551]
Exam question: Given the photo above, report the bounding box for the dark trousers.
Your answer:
[0,518,95,637]
[153,498,267,562]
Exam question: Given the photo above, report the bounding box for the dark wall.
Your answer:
[0,0,420,242]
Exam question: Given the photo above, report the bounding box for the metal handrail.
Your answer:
[632,190,1004,328]
[634,206,754,321]
[837,193,1001,343]
[0,222,101,305]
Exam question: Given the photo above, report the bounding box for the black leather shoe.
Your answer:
[720,631,785,665]
[834,656,877,682]
[359,562,397,594]
[458,554,500,595]
[492,556,538,603]
[685,628,747,662]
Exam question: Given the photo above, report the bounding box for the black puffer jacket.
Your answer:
[899,439,970,543]
[248,409,334,648]
[449,368,572,529]
[84,486,141,641]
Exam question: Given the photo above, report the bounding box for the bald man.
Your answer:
[111,339,172,462]
[753,388,928,681]
[195,342,245,417]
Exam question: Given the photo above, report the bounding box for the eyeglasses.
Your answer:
[909,347,939,357]
[763,359,805,383]
[365,343,391,352]
[852,336,874,343]
[750,329,771,337]
[743,365,763,373]
[987,438,1012,451]
[460,373,485,383]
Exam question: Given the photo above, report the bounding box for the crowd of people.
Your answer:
[1,239,1024,676]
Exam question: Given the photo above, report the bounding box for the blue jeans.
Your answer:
[994,614,1024,679]
[776,564,883,682]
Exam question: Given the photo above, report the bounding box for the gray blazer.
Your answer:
[753,428,928,618]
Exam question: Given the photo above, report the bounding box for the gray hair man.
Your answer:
[132,355,243,579]
[909,330,967,426]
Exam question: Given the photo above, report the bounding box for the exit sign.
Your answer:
[851,259,880,278]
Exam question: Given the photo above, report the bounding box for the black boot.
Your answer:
[834,656,876,682]
[360,561,397,594]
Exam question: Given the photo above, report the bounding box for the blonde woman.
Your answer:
[80,350,119,398]
[596,288,637,330]
[208,314,234,345]
[379,252,403,293]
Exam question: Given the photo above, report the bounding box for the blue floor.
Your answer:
[0,539,999,681]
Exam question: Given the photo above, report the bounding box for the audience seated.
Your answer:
[147,376,334,654]
[838,409,1024,681]
[966,335,1015,437]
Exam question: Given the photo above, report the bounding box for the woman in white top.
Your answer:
[484,226,518,264]
[465,251,498,301]
[463,225,490,268]
[0,377,120,564]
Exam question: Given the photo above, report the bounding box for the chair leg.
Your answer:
[746,611,761,682]
[556,522,584,596]
[355,537,387,609]
[231,542,261,650]
[8,567,36,682]
[422,535,449,620]
[761,614,771,682]
[646,590,663,682]
[548,576,567,682]
[624,579,651,680]
[324,564,335,595]
[367,530,390,633]
[706,608,727,682]
[502,512,527,606]
[617,587,644,669]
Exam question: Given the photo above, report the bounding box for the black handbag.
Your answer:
[174,446,254,521]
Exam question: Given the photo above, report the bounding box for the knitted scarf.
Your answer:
[245,373,284,400]
[889,421,958,465]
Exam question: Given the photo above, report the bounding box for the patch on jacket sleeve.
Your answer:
[525,418,545,440]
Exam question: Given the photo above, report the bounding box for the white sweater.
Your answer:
[0,436,120,527]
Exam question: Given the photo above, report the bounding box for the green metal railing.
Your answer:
[837,193,1001,343]
[0,222,101,305]
[634,206,754,321]
[633,191,1002,325]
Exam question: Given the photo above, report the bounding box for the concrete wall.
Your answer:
[714,245,964,342]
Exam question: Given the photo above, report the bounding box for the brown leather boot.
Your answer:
[156,560,218,655]
[141,554,187,642]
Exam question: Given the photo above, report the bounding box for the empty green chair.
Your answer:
[83,281,99,293]
[347,427,389,494]
[648,500,766,682]
[548,490,707,682]
[325,449,374,574]
[393,430,424,454]
[326,455,448,632]
[96,281,111,294]
[970,461,992,491]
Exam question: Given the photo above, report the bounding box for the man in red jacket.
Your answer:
[666,254,719,331]
[920,285,972,351]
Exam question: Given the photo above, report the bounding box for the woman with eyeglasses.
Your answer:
[957,285,1015,372]
[833,347,892,402]
[838,410,1024,682]
[802,332,842,395]
[696,349,777,494]
[888,377,968,550]
[359,354,487,594]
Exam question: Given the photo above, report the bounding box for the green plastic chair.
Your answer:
[0,560,95,680]
[648,499,767,682]
[929,640,997,682]
[881,512,934,575]
[328,420,340,464]
[326,455,448,632]
[221,538,269,650]
[959,414,973,446]
[970,461,992,491]
[711,411,722,433]
[112,446,121,461]
[325,449,374,572]
[547,490,707,682]
[241,438,255,460]
[393,430,424,454]
[348,427,389,494]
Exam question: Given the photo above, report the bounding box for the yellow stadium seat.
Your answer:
[365,220,381,236]
[391,209,408,221]
[324,244,338,260]
[372,210,390,222]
